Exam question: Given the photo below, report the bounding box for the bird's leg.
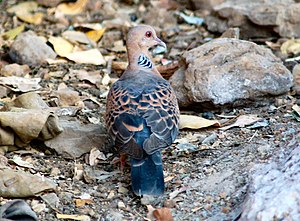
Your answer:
[119,153,127,172]
[111,153,128,173]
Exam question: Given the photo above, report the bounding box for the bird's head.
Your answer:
[126,25,166,51]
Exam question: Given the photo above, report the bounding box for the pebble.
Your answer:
[9,31,56,66]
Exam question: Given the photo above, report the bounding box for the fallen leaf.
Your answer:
[48,36,74,57]
[164,175,174,183]
[281,39,300,55]
[0,76,41,92]
[7,1,43,25]
[153,208,174,221]
[291,104,300,122]
[169,186,188,199]
[17,12,44,25]
[56,0,88,15]
[74,23,104,30]
[86,28,106,42]
[7,1,38,14]
[40,193,60,212]
[146,205,174,221]
[101,73,111,86]
[179,114,221,129]
[62,30,92,44]
[0,168,56,197]
[9,155,35,169]
[71,69,101,85]
[66,49,106,65]
[175,12,204,25]
[2,24,25,40]
[75,199,93,207]
[220,115,263,131]
[56,213,90,221]
[89,148,101,166]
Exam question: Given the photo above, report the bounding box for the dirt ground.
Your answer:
[0,0,300,220]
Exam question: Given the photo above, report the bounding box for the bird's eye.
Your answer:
[145,31,152,38]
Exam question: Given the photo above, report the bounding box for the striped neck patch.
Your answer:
[137,54,153,69]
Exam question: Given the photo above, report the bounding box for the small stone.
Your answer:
[1,64,31,77]
[117,201,126,209]
[50,167,60,176]
[141,195,156,205]
[219,192,227,199]
[118,185,129,194]
[31,200,46,213]
[0,85,10,98]
[202,133,218,145]
[164,199,177,208]
[107,191,115,199]
[52,88,80,107]
[9,31,56,66]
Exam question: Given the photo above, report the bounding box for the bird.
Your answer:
[105,25,179,196]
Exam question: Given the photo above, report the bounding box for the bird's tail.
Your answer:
[130,151,164,196]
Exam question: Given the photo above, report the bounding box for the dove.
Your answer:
[106,25,179,196]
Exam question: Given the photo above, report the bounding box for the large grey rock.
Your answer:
[45,119,112,159]
[9,31,56,66]
[170,38,292,107]
[240,145,300,220]
[206,0,300,38]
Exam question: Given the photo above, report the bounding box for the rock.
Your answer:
[52,88,81,107]
[0,85,10,98]
[292,63,300,95]
[241,145,300,220]
[9,31,56,66]
[45,119,112,159]
[207,0,300,38]
[0,63,31,77]
[170,38,292,107]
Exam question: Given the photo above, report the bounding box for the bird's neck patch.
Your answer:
[137,54,153,69]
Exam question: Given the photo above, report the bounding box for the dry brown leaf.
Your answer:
[2,24,25,40]
[179,114,221,129]
[0,169,56,197]
[7,1,43,25]
[89,148,101,166]
[56,213,90,221]
[220,115,262,131]
[86,28,106,42]
[153,208,174,221]
[0,76,41,92]
[56,0,88,15]
[147,205,174,221]
[17,12,44,25]
[66,49,106,65]
[74,199,93,207]
[281,39,300,55]
[292,104,300,113]
[62,30,92,44]
[7,1,38,14]
[9,155,34,169]
[74,23,103,30]
[164,175,174,183]
[48,36,74,57]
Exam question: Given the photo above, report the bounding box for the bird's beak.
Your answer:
[154,37,167,49]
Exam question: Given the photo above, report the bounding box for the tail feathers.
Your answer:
[130,151,164,196]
